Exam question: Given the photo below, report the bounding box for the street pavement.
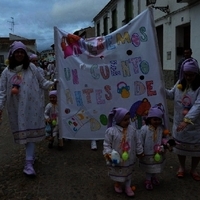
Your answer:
[0,103,200,200]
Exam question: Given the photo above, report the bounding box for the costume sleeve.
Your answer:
[30,64,54,90]
[103,127,113,155]
[184,89,200,122]
[165,83,178,100]
[0,69,8,110]
[44,103,51,119]
[38,67,45,78]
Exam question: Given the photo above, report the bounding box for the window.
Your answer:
[97,22,100,36]
[0,55,4,64]
[124,0,133,23]
[103,16,108,35]
[110,8,117,33]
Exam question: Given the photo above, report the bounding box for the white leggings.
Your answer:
[25,142,35,161]
[125,179,132,187]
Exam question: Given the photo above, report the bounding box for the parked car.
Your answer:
[0,63,7,75]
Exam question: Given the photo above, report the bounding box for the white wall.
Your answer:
[93,0,200,71]
[190,4,200,63]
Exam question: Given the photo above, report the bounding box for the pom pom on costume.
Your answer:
[163,129,170,136]
[177,84,182,90]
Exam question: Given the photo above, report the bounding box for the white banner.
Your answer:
[54,8,168,140]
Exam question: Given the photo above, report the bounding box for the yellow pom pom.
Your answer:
[177,84,182,90]
[5,59,9,66]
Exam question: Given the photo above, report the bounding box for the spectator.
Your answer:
[47,60,56,81]
[176,48,196,81]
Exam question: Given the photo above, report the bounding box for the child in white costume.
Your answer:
[139,106,169,190]
[29,54,45,77]
[44,90,63,150]
[103,107,144,197]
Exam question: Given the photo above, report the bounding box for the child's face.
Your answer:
[184,71,197,84]
[118,113,130,128]
[49,95,57,104]
[150,117,162,128]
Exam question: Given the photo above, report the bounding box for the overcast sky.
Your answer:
[0,0,110,52]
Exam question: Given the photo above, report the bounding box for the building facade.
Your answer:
[73,26,95,39]
[93,0,200,88]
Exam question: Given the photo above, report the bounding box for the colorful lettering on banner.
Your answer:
[55,8,168,139]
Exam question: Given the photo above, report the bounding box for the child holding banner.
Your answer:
[138,105,169,190]
[103,107,144,197]
[44,90,63,150]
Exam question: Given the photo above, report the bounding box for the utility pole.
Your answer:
[8,17,15,33]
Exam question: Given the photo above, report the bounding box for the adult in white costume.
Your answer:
[165,58,200,181]
[0,41,55,176]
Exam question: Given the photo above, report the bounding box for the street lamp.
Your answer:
[146,0,170,14]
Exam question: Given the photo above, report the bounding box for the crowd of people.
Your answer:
[0,41,199,197]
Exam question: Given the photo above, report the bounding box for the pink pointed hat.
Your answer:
[8,41,27,57]
[179,58,199,80]
[49,90,57,96]
[147,106,163,119]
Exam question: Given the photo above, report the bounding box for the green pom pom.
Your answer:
[52,120,57,126]
[154,153,161,162]
[122,151,129,161]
